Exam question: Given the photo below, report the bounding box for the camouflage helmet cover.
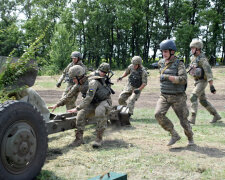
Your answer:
[68,65,85,78]
[190,38,203,49]
[98,63,110,73]
[131,56,142,65]
[160,39,177,51]
[71,51,82,59]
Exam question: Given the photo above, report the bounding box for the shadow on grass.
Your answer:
[169,145,225,158]
[99,139,133,150]
[35,170,65,180]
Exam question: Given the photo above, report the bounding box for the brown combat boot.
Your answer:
[188,113,196,125]
[187,136,195,146]
[167,130,181,146]
[92,130,104,148]
[210,114,221,123]
[71,130,84,147]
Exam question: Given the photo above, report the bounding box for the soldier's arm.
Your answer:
[117,65,131,82]
[139,70,148,90]
[169,61,187,84]
[76,80,98,110]
[201,59,213,82]
[57,63,72,84]
[56,84,80,107]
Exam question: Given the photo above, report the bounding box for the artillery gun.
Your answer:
[0,58,131,180]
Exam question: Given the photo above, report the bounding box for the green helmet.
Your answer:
[68,65,85,78]
[98,63,110,73]
[190,39,203,49]
[131,56,142,65]
[71,51,82,59]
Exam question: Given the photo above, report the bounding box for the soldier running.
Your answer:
[154,39,194,146]
[188,38,221,124]
[117,56,148,116]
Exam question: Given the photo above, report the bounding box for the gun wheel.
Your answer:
[0,101,48,180]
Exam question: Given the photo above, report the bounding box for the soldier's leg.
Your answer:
[118,90,132,106]
[127,92,141,115]
[172,94,194,146]
[199,93,221,123]
[155,95,180,146]
[73,106,95,146]
[189,81,207,124]
[92,100,111,148]
[26,88,50,122]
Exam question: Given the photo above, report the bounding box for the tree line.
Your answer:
[0,0,224,74]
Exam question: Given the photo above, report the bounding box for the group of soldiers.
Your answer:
[12,38,222,148]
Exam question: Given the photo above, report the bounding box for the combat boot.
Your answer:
[187,137,195,146]
[92,130,104,148]
[188,113,196,125]
[71,130,84,147]
[210,114,221,123]
[167,130,181,146]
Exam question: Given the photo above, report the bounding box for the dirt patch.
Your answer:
[37,90,225,111]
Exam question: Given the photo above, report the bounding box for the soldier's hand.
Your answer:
[48,105,58,112]
[67,108,78,113]
[134,89,140,94]
[210,85,216,94]
[117,77,123,82]
[56,82,61,88]
[160,75,169,81]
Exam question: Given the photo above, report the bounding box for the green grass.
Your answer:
[35,67,225,180]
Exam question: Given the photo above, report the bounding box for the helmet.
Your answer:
[71,51,82,59]
[131,56,142,65]
[160,39,177,51]
[190,38,203,49]
[68,65,85,78]
[98,63,110,73]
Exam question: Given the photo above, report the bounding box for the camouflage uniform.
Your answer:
[189,53,221,123]
[56,64,112,147]
[57,59,87,110]
[15,88,50,122]
[118,61,148,115]
[155,39,194,146]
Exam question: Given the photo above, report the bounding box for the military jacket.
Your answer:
[57,60,87,84]
[126,64,148,88]
[159,57,187,94]
[190,53,213,82]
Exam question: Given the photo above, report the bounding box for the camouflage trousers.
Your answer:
[19,88,50,122]
[154,93,193,138]
[190,80,218,116]
[62,83,78,110]
[76,100,111,131]
[118,84,141,114]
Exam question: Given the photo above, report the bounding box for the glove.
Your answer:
[160,74,169,81]
[210,85,216,93]
[134,89,140,94]
[56,82,61,88]
[117,77,123,81]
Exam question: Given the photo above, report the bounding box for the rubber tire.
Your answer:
[0,101,48,180]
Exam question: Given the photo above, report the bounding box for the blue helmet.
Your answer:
[160,39,177,51]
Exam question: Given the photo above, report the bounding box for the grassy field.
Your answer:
[35,67,225,180]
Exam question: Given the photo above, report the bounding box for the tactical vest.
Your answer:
[80,78,111,103]
[128,68,142,88]
[92,78,111,103]
[160,59,186,94]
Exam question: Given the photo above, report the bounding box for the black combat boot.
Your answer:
[92,130,104,148]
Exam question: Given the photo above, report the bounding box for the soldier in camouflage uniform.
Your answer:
[188,39,221,124]
[49,63,112,148]
[117,56,148,115]
[56,51,87,110]
[154,39,194,146]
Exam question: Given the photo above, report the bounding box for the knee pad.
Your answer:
[190,94,198,103]
[199,99,208,107]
